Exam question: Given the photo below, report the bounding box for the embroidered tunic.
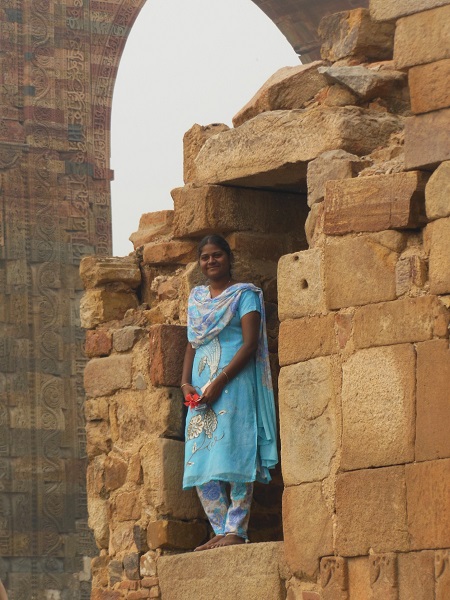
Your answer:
[182,284,277,489]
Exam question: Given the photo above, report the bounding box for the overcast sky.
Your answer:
[110,0,299,256]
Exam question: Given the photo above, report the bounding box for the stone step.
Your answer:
[157,541,287,600]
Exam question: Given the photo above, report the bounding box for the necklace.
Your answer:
[209,279,232,297]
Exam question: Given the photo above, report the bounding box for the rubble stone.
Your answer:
[85,329,113,358]
[113,326,143,352]
[183,123,230,183]
[80,289,139,329]
[319,64,406,100]
[84,355,133,398]
[405,109,450,169]
[142,240,197,266]
[80,256,141,289]
[129,211,174,250]
[425,217,450,294]
[147,519,207,551]
[425,161,450,220]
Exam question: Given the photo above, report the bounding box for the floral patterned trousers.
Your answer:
[196,481,253,540]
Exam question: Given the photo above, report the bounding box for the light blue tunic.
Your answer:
[183,289,270,489]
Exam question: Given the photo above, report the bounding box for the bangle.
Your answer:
[180,383,191,389]
[222,370,229,383]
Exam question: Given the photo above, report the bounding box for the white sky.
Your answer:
[110,0,299,257]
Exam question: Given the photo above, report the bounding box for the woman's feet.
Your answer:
[207,534,246,549]
[194,534,224,551]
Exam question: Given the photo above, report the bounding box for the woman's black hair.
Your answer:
[197,234,233,275]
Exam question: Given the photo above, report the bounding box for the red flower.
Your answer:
[184,393,201,409]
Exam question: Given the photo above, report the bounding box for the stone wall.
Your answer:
[81,2,450,599]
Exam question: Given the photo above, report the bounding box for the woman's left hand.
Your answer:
[200,374,227,406]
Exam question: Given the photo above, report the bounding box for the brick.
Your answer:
[142,240,197,266]
[279,314,338,366]
[425,217,450,294]
[319,8,395,62]
[85,329,112,357]
[148,324,187,387]
[405,109,450,170]
[436,550,450,600]
[171,184,307,238]
[80,256,141,289]
[341,345,415,470]
[410,60,450,114]
[279,357,339,485]
[336,466,409,556]
[84,355,132,398]
[324,232,403,310]
[324,172,428,235]
[113,326,143,352]
[278,249,326,320]
[426,161,450,220]
[283,484,333,578]
[416,340,450,461]
[129,210,174,250]
[80,289,139,329]
[353,296,449,349]
[394,5,450,69]
[147,519,207,551]
[183,123,229,183]
[320,557,348,600]
[406,458,450,549]
[398,551,435,600]
[371,0,450,21]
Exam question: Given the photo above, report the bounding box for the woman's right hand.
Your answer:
[182,384,197,400]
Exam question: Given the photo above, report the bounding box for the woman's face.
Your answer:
[198,243,231,281]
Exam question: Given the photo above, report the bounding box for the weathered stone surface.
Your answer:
[405,109,450,170]
[80,289,139,329]
[319,64,406,100]
[232,62,327,127]
[353,296,449,349]
[91,589,121,600]
[85,329,113,358]
[396,251,428,296]
[371,0,450,21]
[80,256,141,289]
[171,184,306,238]
[115,491,141,522]
[369,553,399,600]
[416,340,450,461]
[279,357,339,484]
[319,8,395,62]
[183,123,230,183]
[140,438,203,520]
[324,232,402,309]
[324,172,428,235]
[425,217,450,294]
[86,421,112,458]
[84,355,132,398]
[283,484,333,578]
[394,5,450,69]
[307,149,366,206]
[147,519,207,551]
[104,454,128,492]
[398,551,435,600]
[321,556,349,600]
[409,60,450,115]
[425,161,450,220]
[336,466,409,556]
[142,240,197,266]
[148,324,187,387]
[129,210,174,250]
[113,326,143,352]
[279,314,338,366]
[194,107,402,192]
[341,344,415,470]
[278,248,326,320]
[158,542,286,600]
[406,458,450,549]
[436,550,450,600]
[305,202,326,248]
[88,495,109,549]
[347,557,371,600]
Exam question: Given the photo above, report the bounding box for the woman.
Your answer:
[181,234,278,550]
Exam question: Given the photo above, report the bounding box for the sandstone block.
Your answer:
[279,314,338,366]
[416,340,450,461]
[341,344,415,470]
[142,240,197,266]
[140,438,203,520]
[319,8,395,62]
[226,231,289,264]
[157,542,286,600]
[405,109,450,169]
[324,233,401,309]
[123,552,140,580]
[406,458,450,549]
[370,553,399,600]
[394,5,450,69]
[148,324,187,387]
[307,149,366,206]
[398,551,435,600]
[324,172,428,235]
[80,289,139,329]
[113,326,143,352]
[115,491,141,522]
[320,557,349,600]
[194,107,402,192]
[319,64,406,101]
[80,256,141,289]
[283,484,333,578]
[232,62,327,127]
[425,217,450,294]
[183,123,230,183]
[371,0,450,21]
[86,421,111,458]
[171,184,307,238]
[85,397,109,422]
[87,495,109,549]
[335,466,409,556]
[347,557,371,600]
[409,60,450,114]
[279,357,339,485]
[85,329,112,358]
[278,248,326,320]
[425,161,450,220]
[84,355,132,398]
[436,550,450,600]
[129,210,174,250]
[353,296,449,349]
[396,252,428,295]
[147,519,207,551]
[305,202,325,248]
[104,454,128,492]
